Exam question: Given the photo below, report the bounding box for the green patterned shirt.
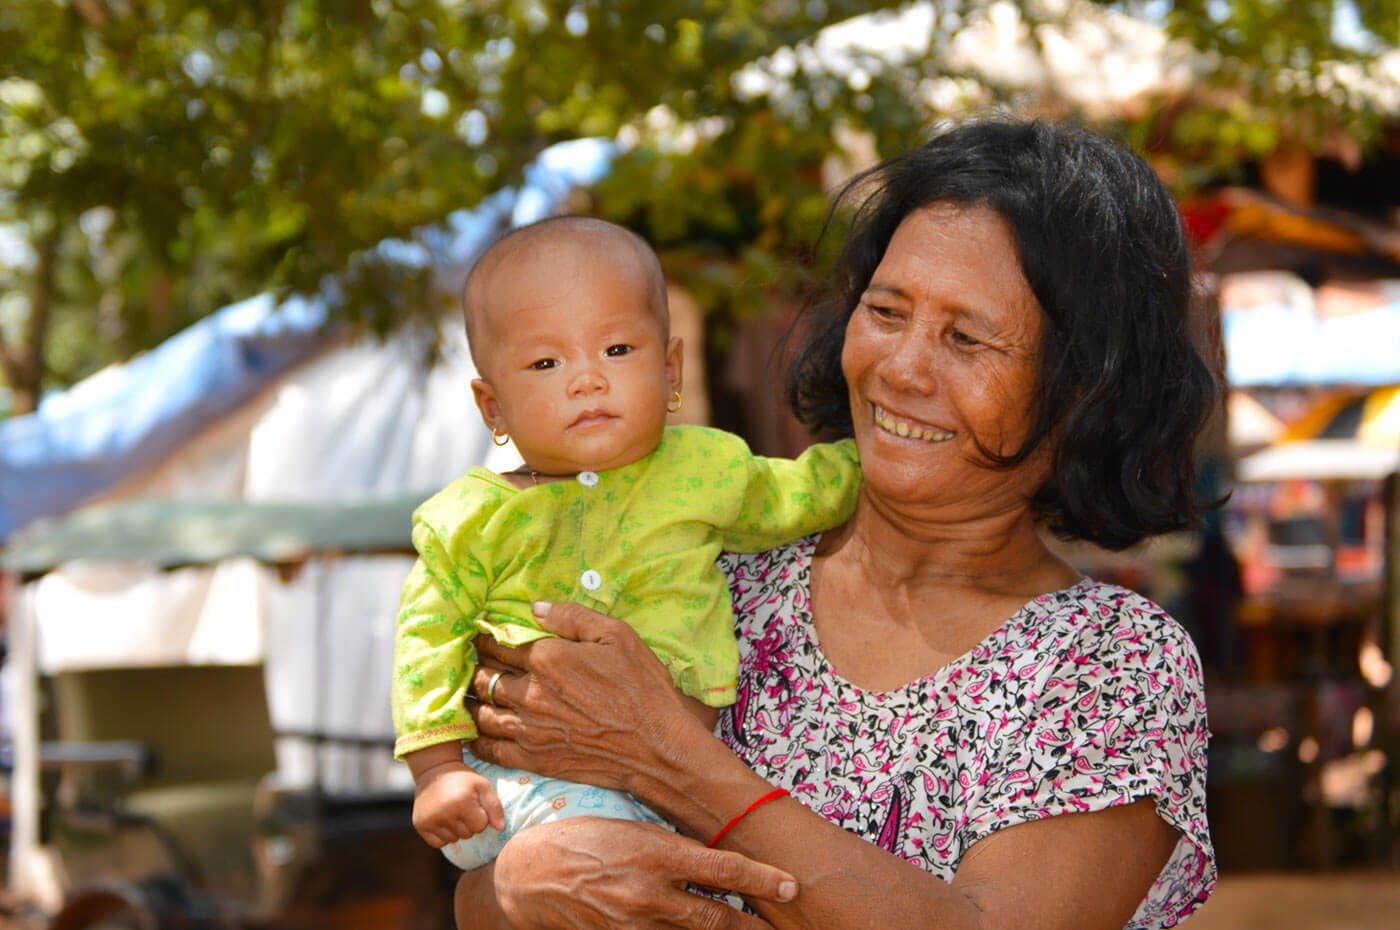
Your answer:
[392,425,860,757]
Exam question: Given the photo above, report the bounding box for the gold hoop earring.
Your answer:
[666,391,682,414]
[491,425,510,446]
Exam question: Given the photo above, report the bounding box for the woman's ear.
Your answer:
[471,378,504,432]
[665,336,684,396]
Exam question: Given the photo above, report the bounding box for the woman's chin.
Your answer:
[856,463,944,506]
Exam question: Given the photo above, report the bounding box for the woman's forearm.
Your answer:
[614,707,771,841]
[622,720,975,929]
[631,725,1176,930]
[468,605,970,927]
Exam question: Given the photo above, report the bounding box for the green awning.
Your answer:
[1,495,427,573]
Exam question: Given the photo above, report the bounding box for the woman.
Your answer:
[455,118,1218,929]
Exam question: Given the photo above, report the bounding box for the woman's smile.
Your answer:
[872,404,954,442]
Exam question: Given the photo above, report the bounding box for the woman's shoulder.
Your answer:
[718,536,813,583]
[1023,579,1201,664]
[1007,578,1209,732]
[997,578,1208,724]
[718,537,815,632]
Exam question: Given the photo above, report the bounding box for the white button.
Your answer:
[580,569,602,590]
[578,471,599,487]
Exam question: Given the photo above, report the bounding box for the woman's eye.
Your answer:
[604,344,632,357]
[951,330,980,347]
[529,358,558,370]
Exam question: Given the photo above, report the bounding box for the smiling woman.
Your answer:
[457,119,1220,930]
[789,118,1211,553]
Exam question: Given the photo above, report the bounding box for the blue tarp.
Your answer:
[0,138,615,540]
[1225,300,1400,387]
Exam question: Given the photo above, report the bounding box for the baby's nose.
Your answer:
[569,365,608,394]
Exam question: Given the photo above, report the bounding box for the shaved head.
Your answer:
[463,216,669,369]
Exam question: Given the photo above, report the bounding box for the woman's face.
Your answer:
[841,201,1048,514]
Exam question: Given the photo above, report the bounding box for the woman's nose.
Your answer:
[880,333,939,395]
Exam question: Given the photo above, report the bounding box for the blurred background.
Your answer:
[2,2,1399,927]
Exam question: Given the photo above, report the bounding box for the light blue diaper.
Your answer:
[440,756,671,871]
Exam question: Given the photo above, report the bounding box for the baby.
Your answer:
[391,215,860,870]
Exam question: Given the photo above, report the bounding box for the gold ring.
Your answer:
[485,670,504,705]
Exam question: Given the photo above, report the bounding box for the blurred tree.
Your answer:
[0,0,920,413]
[1130,0,1400,189]
[0,0,1395,414]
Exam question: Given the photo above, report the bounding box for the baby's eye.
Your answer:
[529,358,559,370]
[604,344,632,357]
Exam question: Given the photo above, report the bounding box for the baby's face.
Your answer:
[470,248,679,476]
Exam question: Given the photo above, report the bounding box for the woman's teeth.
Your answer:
[874,405,954,442]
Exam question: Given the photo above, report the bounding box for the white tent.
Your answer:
[0,139,615,908]
[9,317,515,766]
[2,319,522,907]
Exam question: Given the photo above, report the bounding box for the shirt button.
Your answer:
[577,471,599,487]
[580,569,602,590]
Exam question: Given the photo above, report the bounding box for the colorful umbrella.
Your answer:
[1236,385,1400,482]
[1280,385,1400,445]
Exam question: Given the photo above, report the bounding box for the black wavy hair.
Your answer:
[787,117,1219,550]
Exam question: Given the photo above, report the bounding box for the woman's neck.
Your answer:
[809,492,1081,690]
[820,489,1077,596]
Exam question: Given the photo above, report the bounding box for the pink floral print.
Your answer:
[717,537,1215,928]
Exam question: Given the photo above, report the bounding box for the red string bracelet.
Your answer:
[706,788,790,848]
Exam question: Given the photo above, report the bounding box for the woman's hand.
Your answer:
[457,818,797,930]
[467,601,707,801]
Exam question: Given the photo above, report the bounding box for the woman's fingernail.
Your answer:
[778,881,797,901]
[532,601,552,617]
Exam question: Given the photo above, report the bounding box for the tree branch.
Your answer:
[5,227,61,415]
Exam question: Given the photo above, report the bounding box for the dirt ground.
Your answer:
[1185,869,1400,930]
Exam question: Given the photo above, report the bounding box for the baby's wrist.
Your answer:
[404,740,468,783]
[416,757,471,784]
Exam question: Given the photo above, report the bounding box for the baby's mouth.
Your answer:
[570,409,615,429]
[873,405,954,442]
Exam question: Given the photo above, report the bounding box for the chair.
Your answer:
[44,664,276,924]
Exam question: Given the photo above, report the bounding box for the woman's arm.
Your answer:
[470,602,1178,929]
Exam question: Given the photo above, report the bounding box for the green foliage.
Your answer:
[0,0,1395,413]
[0,0,495,407]
[1126,0,1400,176]
[0,0,923,410]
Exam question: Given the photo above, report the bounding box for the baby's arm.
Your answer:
[722,437,862,552]
[405,742,506,849]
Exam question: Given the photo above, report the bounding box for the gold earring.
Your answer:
[491,425,509,446]
[667,391,682,414]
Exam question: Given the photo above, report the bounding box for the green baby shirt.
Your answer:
[392,425,860,757]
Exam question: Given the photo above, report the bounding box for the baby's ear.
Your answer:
[665,336,684,395]
[471,378,503,431]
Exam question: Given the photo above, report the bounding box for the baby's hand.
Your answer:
[411,761,506,849]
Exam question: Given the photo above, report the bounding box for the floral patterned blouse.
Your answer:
[717,537,1216,928]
